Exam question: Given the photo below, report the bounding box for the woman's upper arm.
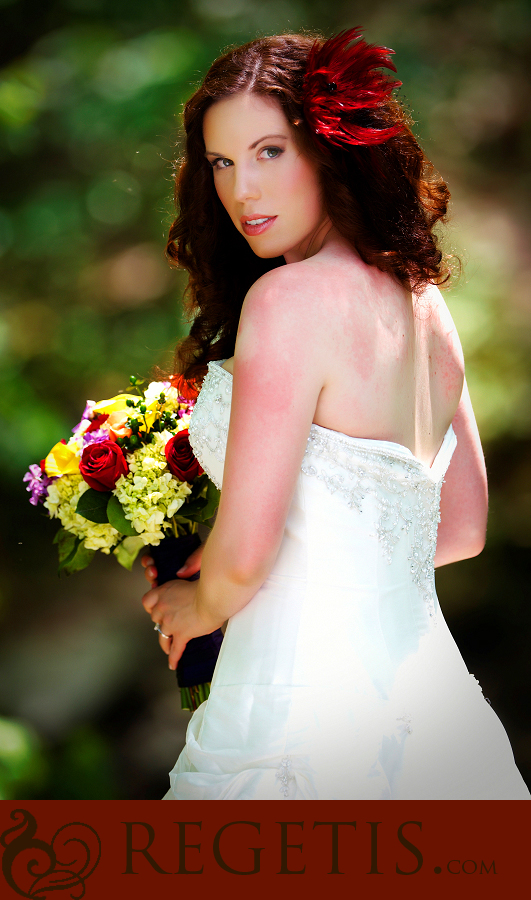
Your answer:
[211,269,327,580]
[437,379,488,562]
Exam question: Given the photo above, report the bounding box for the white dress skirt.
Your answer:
[163,360,530,800]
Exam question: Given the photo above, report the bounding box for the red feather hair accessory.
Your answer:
[302,27,403,149]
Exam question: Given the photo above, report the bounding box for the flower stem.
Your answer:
[180,682,210,711]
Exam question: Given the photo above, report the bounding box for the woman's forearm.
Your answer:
[193,524,273,629]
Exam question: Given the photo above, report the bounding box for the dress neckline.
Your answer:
[207,359,455,476]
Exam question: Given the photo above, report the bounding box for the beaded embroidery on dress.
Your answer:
[301,425,449,618]
[165,360,530,800]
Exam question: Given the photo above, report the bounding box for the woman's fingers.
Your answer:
[142,586,159,613]
[168,635,186,671]
[141,579,199,670]
[176,542,204,578]
[141,543,205,584]
[141,554,158,585]
[158,630,172,653]
[145,566,158,586]
[151,612,183,668]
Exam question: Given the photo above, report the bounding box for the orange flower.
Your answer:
[106,410,132,441]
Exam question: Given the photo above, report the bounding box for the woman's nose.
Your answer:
[233,165,260,203]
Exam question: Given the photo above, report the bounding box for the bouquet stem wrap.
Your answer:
[149,532,223,709]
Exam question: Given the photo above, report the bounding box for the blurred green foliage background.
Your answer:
[1,0,530,799]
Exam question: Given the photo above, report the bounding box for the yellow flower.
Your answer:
[44,441,80,477]
[92,394,138,415]
[92,394,157,431]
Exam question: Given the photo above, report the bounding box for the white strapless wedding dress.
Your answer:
[164,359,529,800]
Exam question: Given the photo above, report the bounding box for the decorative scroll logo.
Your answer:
[1,809,101,898]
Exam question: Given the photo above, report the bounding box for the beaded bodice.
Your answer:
[189,360,456,617]
[188,361,232,490]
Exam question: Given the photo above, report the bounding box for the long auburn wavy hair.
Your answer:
[167,32,452,384]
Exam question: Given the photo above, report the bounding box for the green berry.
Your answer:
[126,399,134,407]
[139,404,147,413]
[129,434,140,448]
[129,375,137,385]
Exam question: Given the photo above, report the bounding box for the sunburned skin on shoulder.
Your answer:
[408,284,464,457]
[227,252,464,468]
[422,286,465,404]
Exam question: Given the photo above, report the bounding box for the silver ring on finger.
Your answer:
[154,623,171,640]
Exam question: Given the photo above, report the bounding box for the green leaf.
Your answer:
[181,497,207,519]
[107,495,136,536]
[54,530,95,576]
[188,472,209,500]
[61,541,96,576]
[76,488,112,524]
[182,476,220,523]
[114,536,144,570]
[202,478,221,521]
[54,528,77,567]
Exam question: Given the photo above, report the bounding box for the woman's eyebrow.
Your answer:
[204,133,288,157]
[248,133,288,149]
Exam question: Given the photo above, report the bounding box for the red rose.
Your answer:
[79,439,129,491]
[165,430,203,482]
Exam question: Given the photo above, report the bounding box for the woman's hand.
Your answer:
[141,578,221,671]
[141,541,205,587]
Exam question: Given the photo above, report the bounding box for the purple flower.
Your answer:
[72,400,96,434]
[23,464,55,506]
[82,429,110,446]
[177,402,194,418]
[82,400,96,419]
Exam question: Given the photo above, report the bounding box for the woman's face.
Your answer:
[202,92,328,263]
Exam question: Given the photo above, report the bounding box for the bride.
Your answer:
[141,30,530,800]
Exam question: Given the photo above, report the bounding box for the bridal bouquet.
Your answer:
[23,374,222,710]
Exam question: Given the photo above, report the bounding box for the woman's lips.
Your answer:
[241,215,277,236]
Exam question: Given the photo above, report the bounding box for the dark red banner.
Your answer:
[1,801,528,899]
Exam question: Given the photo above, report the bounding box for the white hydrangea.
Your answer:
[143,381,195,423]
[176,411,192,431]
[142,380,181,416]
[44,474,120,552]
[143,380,172,405]
[114,431,191,545]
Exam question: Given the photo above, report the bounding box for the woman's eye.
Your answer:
[211,157,232,170]
[260,146,282,159]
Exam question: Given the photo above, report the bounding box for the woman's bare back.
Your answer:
[224,238,464,469]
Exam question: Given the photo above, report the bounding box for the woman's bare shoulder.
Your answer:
[243,253,368,322]
[245,257,335,299]
[418,283,465,368]
[417,282,460,331]
[236,258,360,377]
